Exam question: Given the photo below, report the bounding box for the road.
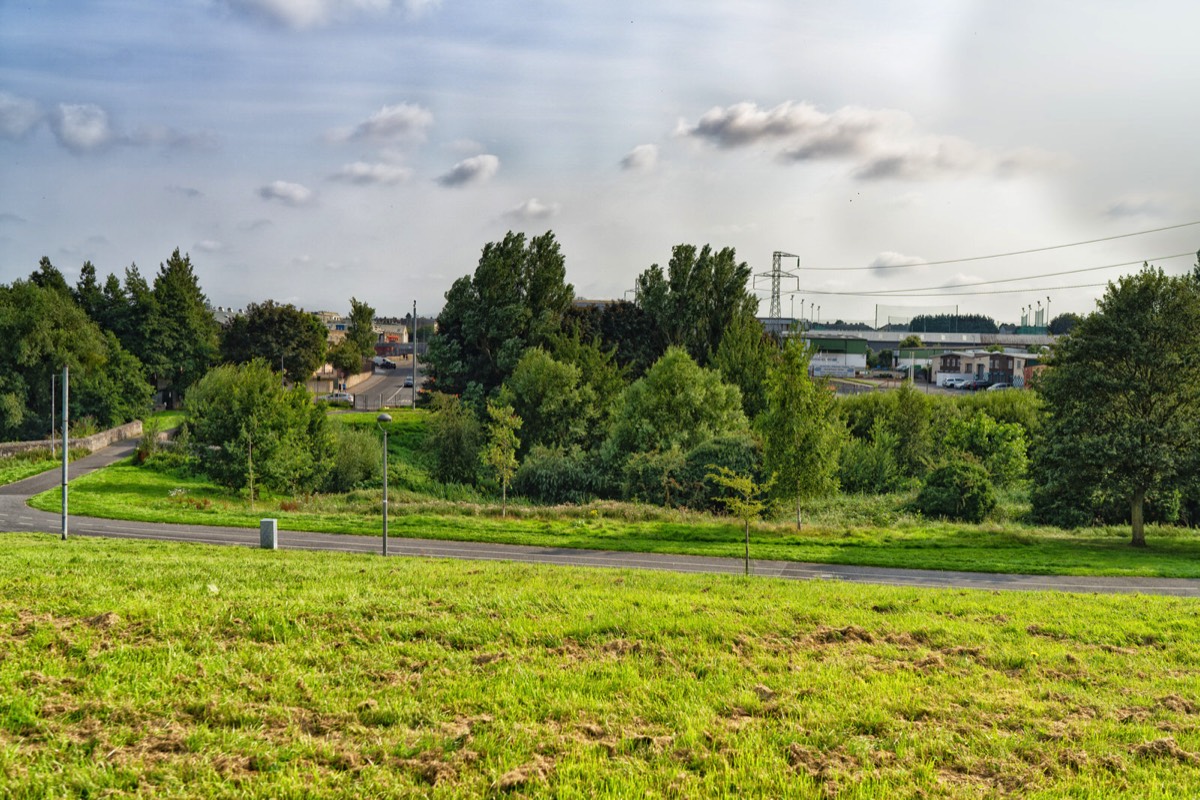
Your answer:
[351,361,426,410]
[3,442,1200,598]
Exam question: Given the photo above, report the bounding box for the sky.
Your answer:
[2,0,1199,325]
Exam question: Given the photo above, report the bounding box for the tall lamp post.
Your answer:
[377,413,391,556]
[61,365,68,540]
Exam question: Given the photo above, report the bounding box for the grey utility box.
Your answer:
[260,518,278,550]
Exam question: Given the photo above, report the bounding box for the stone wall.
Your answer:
[0,420,144,458]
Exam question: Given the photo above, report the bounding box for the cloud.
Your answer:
[195,239,225,253]
[437,154,499,187]
[167,184,204,198]
[446,138,484,155]
[0,92,43,139]
[258,180,315,206]
[504,198,559,221]
[219,0,440,29]
[0,212,27,225]
[1104,194,1170,219]
[868,252,926,271]
[328,103,434,146]
[50,103,116,153]
[240,218,274,232]
[329,161,412,185]
[128,125,220,151]
[620,144,658,172]
[680,100,1057,181]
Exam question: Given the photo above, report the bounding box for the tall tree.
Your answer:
[427,231,575,397]
[497,347,584,456]
[346,297,377,358]
[712,314,777,420]
[144,249,219,403]
[634,244,758,367]
[757,339,846,527]
[73,261,105,321]
[30,256,71,297]
[481,401,522,517]
[1031,265,1200,546]
[220,300,328,384]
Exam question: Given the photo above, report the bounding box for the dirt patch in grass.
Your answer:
[808,625,875,645]
[495,754,553,792]
[1133,737,1200,765]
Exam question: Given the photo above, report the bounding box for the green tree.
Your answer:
[145,249,219,403]
[30,256,71,297]
[634,244,758,366]
[425,393,482,485]
[220,300,328,384]
[481,401,522,517]
[757,339,846,527]
[1031,266,1200,546]
[184,360,333,496]
[914,460,997,523]
[73,261,105,321]
[346,297,377,358]
[548,332,626,451]
[707,466,774,575]
[427,231,574,397]
[1048,313,1083,336]
[712,314,777,419]
[498,347,584,456]
[327,337,365,384]
[943,412,1028,486]
[897,334,923,349]
[604,347,748,460]
[890,381,933,478]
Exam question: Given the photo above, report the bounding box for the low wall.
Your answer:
[0,420,144,458]
[343,370,374,390]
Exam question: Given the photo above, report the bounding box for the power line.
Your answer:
[848,252,1194,296]
[797,281,1114,298]
[802,220,1200,272]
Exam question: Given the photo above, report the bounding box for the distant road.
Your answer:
[3,442,1199,598]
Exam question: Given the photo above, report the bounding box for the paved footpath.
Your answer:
[3,442,1199,598]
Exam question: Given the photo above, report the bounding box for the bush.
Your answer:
[622,448,686,507]
[913,460,997,523]
[838,419,905,495]
[325,426,382,493]
[425,393,482,485]
[677,435,763,512]
[512,446,594,504]
[942,411,1028,486]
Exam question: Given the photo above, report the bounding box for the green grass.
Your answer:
[0,448,88,487]
[26,460,1200,578]
[1,534,1198,798]
[144,410,185,430]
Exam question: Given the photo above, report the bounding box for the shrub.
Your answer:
[838,419,904,494]
[512,446,593,505]
[325,425,382,493]
[677,435,763,512]
[622,448,686,507]
[943,411,1028,486]
[425,393,481,485]
[913,460,997,523]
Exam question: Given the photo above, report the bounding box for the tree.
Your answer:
[707,466,774,576]
[184,360,333,496]
[220,300,328,384]
[897,334,924,349]
[327,337,365,385]
[1048,313,1083,336]
[634,244,758,367]
[425,393,482,485]
[144,249,219,403]
[1031,266,1200,546]
[757,339,845,527]
[890,381,933,478]
[481,402,522,517]
[346,297,377,358]
[30,256,71,297]
[712,314,777,420]
[604,347,749,459]
[498,348,584,456]
[427,231,575,397]
[73,261,105,321]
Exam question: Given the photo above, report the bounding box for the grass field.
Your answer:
[0,448,88,488]
[1,534,1198,798]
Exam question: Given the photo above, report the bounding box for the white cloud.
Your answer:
[258,180,315,206]
[504,198,559,221]
[0,92,43,139]
[1104,194,1171,219]
[620,144,658,172]
[446,138,484,155]
[437,154,499,187]
[328,103,434,146]
[128,125,220,151]
[51,104,115,153]
[167,185,204,198]
[329,161,412,185]
[868,251,926,271]
[681,100,1058,181]
[220,0,439,29]
[195,239,225,253]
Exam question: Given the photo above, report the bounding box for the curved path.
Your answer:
[3,442,1199,598]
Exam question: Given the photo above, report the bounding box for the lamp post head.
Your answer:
[377,413,392,426]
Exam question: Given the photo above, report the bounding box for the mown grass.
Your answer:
[0,448,88,488]
[26,460,1200,578]
[1,534,1198,798]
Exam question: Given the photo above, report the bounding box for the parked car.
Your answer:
[943,377,966,389]
[964,379,990,391]
[319,391,354,404]
[403,376,414,388]
[986,382,1012,391]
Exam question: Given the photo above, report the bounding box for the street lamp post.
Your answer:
[61,365,68,540]
[377,413,391,556]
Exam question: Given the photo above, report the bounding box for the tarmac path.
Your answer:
[3,441,1199,598]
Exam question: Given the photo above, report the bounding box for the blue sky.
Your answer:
[2,0,1199,323]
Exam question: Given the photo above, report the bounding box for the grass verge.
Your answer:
[0,448,88,487]
[1,534,1198,798]
[25,461,1200,578]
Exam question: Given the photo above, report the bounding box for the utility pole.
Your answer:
[755,251,800,321]
[61,365,68,541]
[411,300,418,410]
[50,373,56,459]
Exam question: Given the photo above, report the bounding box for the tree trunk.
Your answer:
[502,482,507,518]
[744,520,750,576]
[1131,489,1146,548]
[795,495,803,529]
